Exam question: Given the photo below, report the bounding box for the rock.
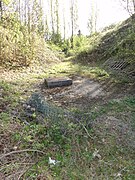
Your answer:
[44,77,72,88]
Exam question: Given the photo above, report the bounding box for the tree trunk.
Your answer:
[0,1,3,19]
[56,0,59,35]
[50,0,54,34]
[71,0,74,49]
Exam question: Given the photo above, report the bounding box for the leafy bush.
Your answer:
[50,33,62,46]
[0,13,49,68]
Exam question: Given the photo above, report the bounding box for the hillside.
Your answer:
[75,14,135,80]
[0,17,60,69]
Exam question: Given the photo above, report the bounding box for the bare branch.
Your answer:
[119,0,135,15]
[0,149,45,160]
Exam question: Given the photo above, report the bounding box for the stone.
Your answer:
[44,77,72,88]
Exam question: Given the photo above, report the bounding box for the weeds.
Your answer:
[0,15,135,178]
[43,61,110,81]
[1,81,134,179]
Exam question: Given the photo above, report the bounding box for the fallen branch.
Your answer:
[17,165,34,180]
[81,123,92,138]
[74,117,93,139]
[0,149,45,160]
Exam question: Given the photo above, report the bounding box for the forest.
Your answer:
[0,0,135,179]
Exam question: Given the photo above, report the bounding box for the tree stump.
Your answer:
[44,77,72,88]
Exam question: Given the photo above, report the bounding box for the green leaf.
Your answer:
[2,0,11,5]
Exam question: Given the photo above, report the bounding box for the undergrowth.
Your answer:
[0,80,134,179]
[0,14,57,68]
[0,13,135,180]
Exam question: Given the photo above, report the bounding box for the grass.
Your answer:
[60,18,135,83]
[0,16,135,179]
[36,61,110,81]
[0,78,135,179]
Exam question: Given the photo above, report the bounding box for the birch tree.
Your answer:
[63,3,66,41]
[50,0,54,34]
[70,0,78,48]
[0,1,2,18]
[119,0,135,15]
[0,0,11,18]
[87,0,98,34]
[56,0,59,35]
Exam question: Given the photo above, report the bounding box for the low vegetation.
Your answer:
[0,78,135,179]
[0,14,59,69]
[0,10,135,180]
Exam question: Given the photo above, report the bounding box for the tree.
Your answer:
[55,0,59,35]
[119,0,135,15]
[70,0,78,48]
[87,0,98,34]
[48,0,62,44]
[0,1,2,19]
[50,0,54,34]
[44,15,49,40]
[0,0,11,19]
[62,2,66,41]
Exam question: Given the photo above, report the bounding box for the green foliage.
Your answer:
[1,74,134,179]
[60,35,91,57]
[61,39,71,54]
[47,34,93,57]
[50,33,62,45]
[90,96,135,120]
[0,81,19,111]
[0,13,48,68]
[66,16,135,67]
[102,23,117,32]
[1,10,135,179]
[9,95,135,179]
[2,0,10,5]
[0,112,10,122]
[103,27,135,62]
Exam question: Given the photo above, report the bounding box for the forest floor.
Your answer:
[0,58,135,179]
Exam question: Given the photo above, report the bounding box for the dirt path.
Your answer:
[41,76,105,109]
[1,60,134,110]
[1,60,135,179]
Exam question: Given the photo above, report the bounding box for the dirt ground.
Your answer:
[1,64,135,150]
[41,76,105,109]
[41,75,135,110]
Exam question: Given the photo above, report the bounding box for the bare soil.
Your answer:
[1,62,135,149]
